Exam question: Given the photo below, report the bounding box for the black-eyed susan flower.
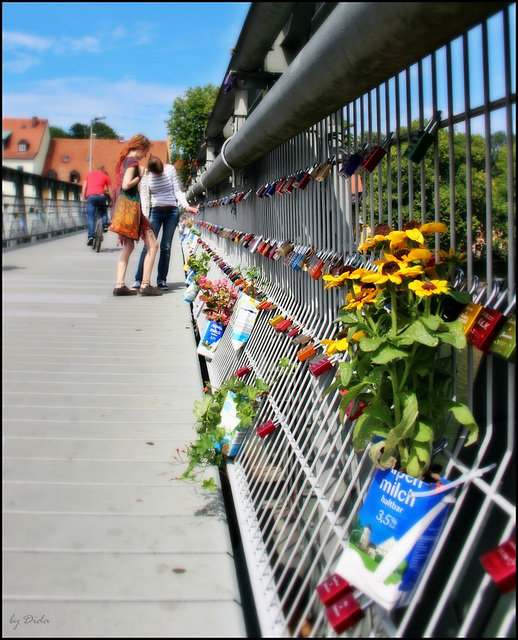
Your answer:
[362,256,424,286]
[344,284,379,309]
[408,279,450,297]
[321,334,350,355]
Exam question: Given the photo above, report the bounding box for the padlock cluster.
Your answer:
[195,225,376,286]
[197,231,516,364]
[200,131,405,210]
[315,573,367,633]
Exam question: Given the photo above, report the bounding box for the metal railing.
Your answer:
[185,5,515,637]
[2,196,89,247]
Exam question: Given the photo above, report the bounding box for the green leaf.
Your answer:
[362,403,393,427]
[397,320,439,347]
[339,361,353,387]
[439,320,467,350]
[379,392,418,467]
[414,422,435,443]
[444,401,479,445]
[202,477,218,492]
[371,345,409,364]
[359,336,385,352]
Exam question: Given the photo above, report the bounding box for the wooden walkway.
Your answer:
[2,231,247,638]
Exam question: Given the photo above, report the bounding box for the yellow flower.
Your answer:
[420,222,447,235]
[408,279,450,297]
[362,257,423,286]
[344,284,379,309]
[322,267,369,289]
[436,247,467,265]
[388,222,447,248]
[358,235,390,252]
[321,336,350,355]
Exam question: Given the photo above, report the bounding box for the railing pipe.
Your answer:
[188,1,509,200]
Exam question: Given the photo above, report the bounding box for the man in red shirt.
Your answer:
[82,163,112,246]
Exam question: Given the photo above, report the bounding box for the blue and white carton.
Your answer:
[197,320,225,359]
[335,468,453,610]
[213,391,246,457]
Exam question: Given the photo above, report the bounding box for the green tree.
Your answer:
[49,126,70,138]
[361,124,511,257]
[165,84,218,183]
[68,123,90,138]
[66,122,118,139]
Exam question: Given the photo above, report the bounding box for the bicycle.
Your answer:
[92,210,104,252]
[91,197,111,253]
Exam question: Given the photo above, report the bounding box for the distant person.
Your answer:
[82,163,111,245]
[132,155,198,291]
[111,134,162,297]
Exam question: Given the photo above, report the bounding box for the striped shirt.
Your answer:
[140,164,189,216]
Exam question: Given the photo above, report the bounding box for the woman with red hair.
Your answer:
[112,134,162,296]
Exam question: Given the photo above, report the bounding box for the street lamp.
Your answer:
[89,116,106,172]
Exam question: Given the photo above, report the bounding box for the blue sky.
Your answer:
[2,2,251,141]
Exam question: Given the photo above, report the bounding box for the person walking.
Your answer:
[131,155,198,291]
[82,163,111,246]
[111,134,162,297]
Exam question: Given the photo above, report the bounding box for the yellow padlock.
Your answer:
[269,314,285,327]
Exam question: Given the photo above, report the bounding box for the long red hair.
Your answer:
[115,134,151,176]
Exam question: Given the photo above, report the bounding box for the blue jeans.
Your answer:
[86,194,108,237]
[135,206,180,284]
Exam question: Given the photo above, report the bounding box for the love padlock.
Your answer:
[316,574,352,606]
[404,111,442,163]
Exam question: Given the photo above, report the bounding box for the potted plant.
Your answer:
[176,358,292,491]
[235,264,267,302]
[323,220,478,479]
[183,251,211,301]
[196,277,238,359]
[321,220,480,610]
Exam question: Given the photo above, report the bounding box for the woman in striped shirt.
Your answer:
[132,155,198,291]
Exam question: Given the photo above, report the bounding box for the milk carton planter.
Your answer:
[213,391,248,457]
[335,468,453,611]
[183,282,199,302]
[197,320,225,360]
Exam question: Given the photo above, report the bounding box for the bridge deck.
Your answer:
[2,231,247,638]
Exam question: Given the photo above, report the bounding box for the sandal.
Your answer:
[139,284,162,296]
[113,285,137,296]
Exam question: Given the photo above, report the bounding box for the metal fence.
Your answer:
[2,196,88,247]
[185,5,515,638]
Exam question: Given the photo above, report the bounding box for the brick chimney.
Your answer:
[32,116,38,128]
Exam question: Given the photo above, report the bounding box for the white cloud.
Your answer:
[2,76,185,141]
[2,53,41,73]
[2,30,54,52]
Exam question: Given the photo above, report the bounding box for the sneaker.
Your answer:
[157,282,169,291]
[87,237,94,246]
[131,281,141,290]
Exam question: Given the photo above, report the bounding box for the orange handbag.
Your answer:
[109,193,141,240]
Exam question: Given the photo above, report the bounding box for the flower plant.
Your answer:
[176,358,292,490]
[235,264,267,301]
[186,251,210,280]
[197,276,238,326]
[323,220,478,479]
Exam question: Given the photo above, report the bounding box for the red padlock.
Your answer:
[274,319,292,333]
[235,366,251,378]
[316,574,352,606]
[325,593,365,633]
[257,420,277,438]
[309,358,334,377]
[480,536,516,594]
[468,307,506,353]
